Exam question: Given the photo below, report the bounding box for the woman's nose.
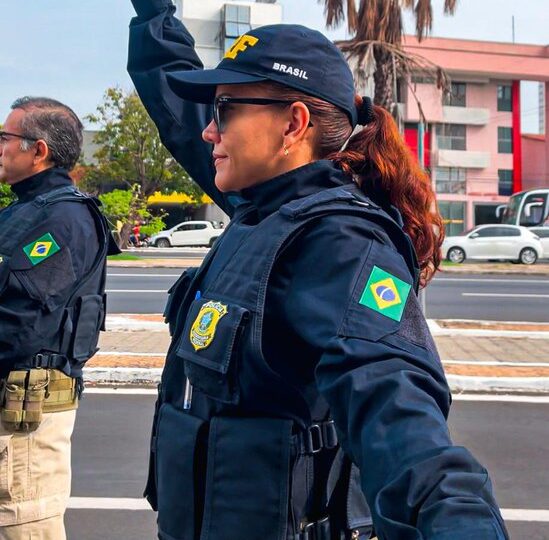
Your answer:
[202,119,221,143]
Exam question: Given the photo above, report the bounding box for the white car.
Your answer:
[442,224,544,265]
[529,227,549,259]
[150,221,223,248]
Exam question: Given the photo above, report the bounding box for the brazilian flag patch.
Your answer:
[359,266,411,322]
[23,233,60,266]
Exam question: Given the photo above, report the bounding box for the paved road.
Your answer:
[66,392,548,540]
[105,269,549,322]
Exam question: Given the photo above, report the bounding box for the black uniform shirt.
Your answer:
[0,167,99,377]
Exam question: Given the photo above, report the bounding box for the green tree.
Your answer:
[99,186,166,248]
[322,0,456,115]
[0,183,15,209]
[83,87,203,245]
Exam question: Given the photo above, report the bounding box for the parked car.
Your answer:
[442,224,544,265]
[150,221,223,248]
[529,227,549,259]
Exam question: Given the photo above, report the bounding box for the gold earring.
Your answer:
[283,144,289,156]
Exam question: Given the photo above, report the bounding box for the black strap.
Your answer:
[295,420,339,455]
[29,352,70,371]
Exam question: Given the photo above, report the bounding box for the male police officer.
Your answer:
[0,97,117,539]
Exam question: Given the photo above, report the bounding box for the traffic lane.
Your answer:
[448,401,549,509]
[71,394,549,510]
[106,270,178,314]
[104,270,549,318]
[66,509,156,540]
[71,393,156,498]
[64,512,546,540]
[426,275,549,322]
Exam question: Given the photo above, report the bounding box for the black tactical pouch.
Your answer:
[176,298,249,405]
[200,417,294,540]
[69,294,104,364]
[155,403,208,540]
[164,267,198,336]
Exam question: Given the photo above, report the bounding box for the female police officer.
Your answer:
[128,2,508,539]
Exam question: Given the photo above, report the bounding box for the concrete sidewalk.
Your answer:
[84,315,549,393]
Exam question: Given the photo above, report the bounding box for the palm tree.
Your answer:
[322,0,457,116]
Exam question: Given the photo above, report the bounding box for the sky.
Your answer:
[1,0,547,132]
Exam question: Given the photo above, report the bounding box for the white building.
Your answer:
[179,0,282,69]
[178,1,282,222]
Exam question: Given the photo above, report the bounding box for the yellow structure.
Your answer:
[147,191,213,205]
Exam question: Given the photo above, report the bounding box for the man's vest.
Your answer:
[0,185,114,378]
[148,184,419,540]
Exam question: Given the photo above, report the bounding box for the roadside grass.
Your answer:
[108,253,141,261]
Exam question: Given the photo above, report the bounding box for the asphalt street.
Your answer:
[106,268,549,322]
[66,392,549,540]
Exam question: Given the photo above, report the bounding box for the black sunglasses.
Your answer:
[0,131,39,144]
[213,96,314,133]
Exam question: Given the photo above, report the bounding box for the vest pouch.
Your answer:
[70,294,104,363]
[164,268,198,336]
[200,416,293,540]
[144,385,162,511]
[176,299,249,405]
[156,403,207,540]
[0,256,9,295]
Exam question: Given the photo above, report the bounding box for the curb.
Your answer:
[82,367,549,394]
[106,315,549,339]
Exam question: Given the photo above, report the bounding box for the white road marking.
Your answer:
[68,497,150,510]
[452,394,549,403]
[66,498,549,522]
[106,289,168,293]
[435,278,549,284]
[84,388,157,395]
[462,293,549,298]
[107,273,180,277]
[502,509,549,522]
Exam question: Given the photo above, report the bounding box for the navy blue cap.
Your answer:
[167,24,359,127]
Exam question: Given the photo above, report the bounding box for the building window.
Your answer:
[439,201,466,236]
[443,82,466,107]
[435,167,466,194]
[436,124,466,151]
[497,85,512,112]
[498,127,513,153]
[223,4,251,52]
[498,169,513,196]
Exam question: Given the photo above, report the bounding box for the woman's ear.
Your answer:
[283,101,311,147]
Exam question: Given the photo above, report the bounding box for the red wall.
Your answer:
[404,126,431,169]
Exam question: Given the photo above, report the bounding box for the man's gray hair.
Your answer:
[11,96,84,171]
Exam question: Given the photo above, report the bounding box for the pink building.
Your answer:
[401,36,549,234]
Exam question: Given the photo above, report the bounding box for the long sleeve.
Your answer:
[266,214,508,539]
[128,0,236,216]
[0,207,99,377]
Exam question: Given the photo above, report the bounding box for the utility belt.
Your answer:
[0,368,79,433]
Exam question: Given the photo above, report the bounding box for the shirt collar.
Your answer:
[240,160,350,220]
[11,167,73,202]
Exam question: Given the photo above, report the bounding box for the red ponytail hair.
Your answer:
[330,103,444,286]
[258,83,444,286]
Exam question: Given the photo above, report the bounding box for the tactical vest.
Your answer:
[0,185,113,378]
[148,184,419,540]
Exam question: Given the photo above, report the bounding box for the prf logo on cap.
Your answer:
[224,35,259,60]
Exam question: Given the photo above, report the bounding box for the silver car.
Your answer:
[442,224,544,265]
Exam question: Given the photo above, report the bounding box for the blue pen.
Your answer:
[184,290,201,410]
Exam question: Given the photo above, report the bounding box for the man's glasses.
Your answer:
[0,131,39,145]
[213,96,314,133]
